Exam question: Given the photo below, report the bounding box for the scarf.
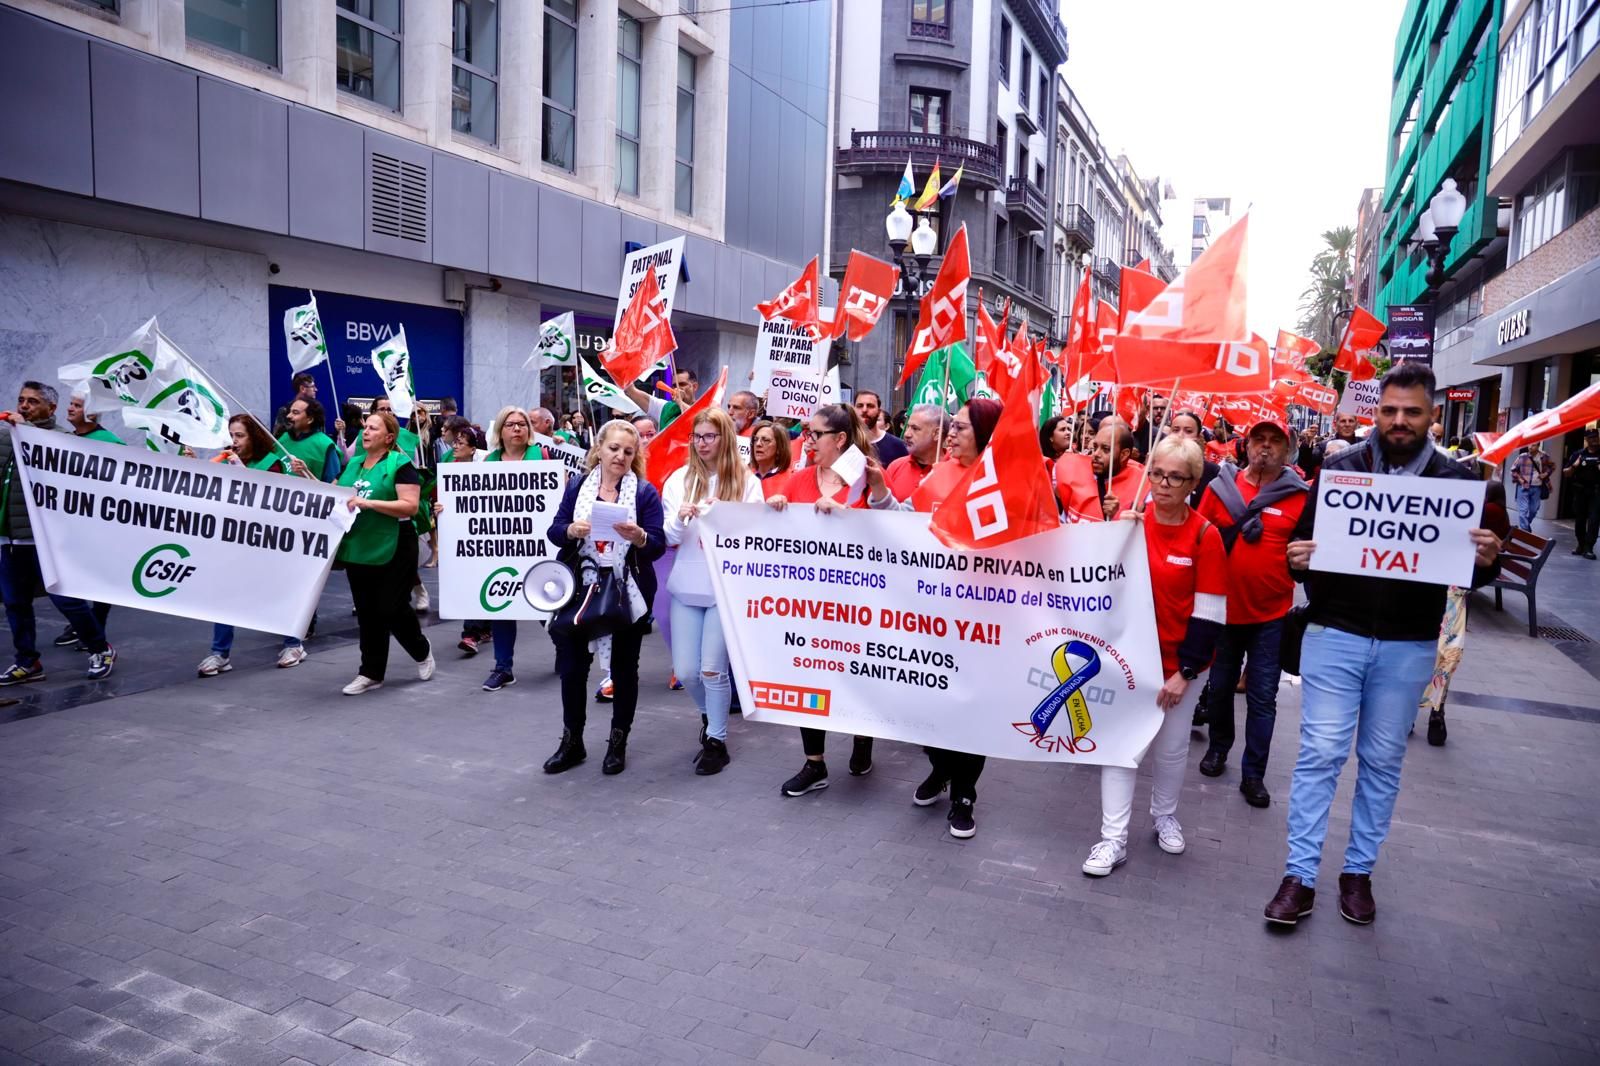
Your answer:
[1208,461,1309,548]
[573,466,649,656]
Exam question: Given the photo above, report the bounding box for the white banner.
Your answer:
[11,427,349,636]
[436,461,567,619]
[752,317,827,395]
[700,505,1163,766]
[1337,377,1381,421]
[1311,470,1485,586]
[615,237,687,329]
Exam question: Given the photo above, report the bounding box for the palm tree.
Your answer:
[1296,226,1356,352]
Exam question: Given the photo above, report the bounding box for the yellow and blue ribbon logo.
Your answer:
[1030,640,1101,743]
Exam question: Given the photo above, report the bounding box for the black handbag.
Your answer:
[1278,604,1312,677]
[549,557,632,641]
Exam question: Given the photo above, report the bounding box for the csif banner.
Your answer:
[435,460,567,619]
[11,427,351,636]
[699,505,1163,766]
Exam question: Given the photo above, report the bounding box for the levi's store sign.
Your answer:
[1447,388,1475,402]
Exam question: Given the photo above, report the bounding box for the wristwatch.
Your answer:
[1179,665,1200,681]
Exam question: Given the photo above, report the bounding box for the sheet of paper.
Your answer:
[830,444,868,504]
[588,500,631,544]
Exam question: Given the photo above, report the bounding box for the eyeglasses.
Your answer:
[502,420,529,430]
[1148,470,1194,486]
[949,421,973,433]
[690,432,721,444]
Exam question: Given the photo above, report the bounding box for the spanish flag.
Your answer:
[913,160,942,210]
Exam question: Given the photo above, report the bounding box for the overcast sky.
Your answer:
[1057,0,1403,338]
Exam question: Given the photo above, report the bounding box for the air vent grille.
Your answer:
[371,152,428,243]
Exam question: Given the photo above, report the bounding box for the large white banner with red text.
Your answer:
[699,505,1164,766]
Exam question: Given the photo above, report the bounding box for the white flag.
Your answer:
[371,326,416,419]
[59,317,178,416]
[523,312,577,372]
[579,358,642,415]
[283,293,329,373]
[60,317,232,449]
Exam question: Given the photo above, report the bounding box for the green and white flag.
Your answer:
[371,326,416,419]
[1038,374,1059,426]
[911,341,977,413]
[283,292,328,372]
[579,357,642,415]
[971,372,1001,402]
[523,311,577,372]
[60,317,232,449]
[59,317,176,416]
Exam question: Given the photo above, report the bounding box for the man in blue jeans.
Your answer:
[1509,441,1552,531]
[1265,363,1501,928]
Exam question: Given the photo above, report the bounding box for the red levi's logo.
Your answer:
[749,682,831,716]
[1166,555,1194,566]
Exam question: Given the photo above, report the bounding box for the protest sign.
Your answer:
[1338,377,1381,422]
[542,439,589,483]
[1311,470,1486,587]
[699,505,1163,766]
[766,368,828,421]
[615,236,687,329]
[752,317,827,395]
[435,461,567,619]
[11,427,348,636]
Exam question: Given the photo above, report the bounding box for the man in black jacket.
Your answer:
[1264,363,1501,929]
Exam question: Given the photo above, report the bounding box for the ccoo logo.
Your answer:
[479,566,523,612]
[132,543,196,598]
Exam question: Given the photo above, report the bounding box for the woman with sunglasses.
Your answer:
[663,409,764,774]
[1083,435,1226,876]
[766,403,876,793]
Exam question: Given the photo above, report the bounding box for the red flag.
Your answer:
[1274,329,1319,383]
[1114,386,1144,425]
[898,225,971,387]
[1134,257,1151,271]
[1294,380,1339,414]
[643,367,728,490]
[1061,270,1094,372]
[974,291,1004,376]
[1480,380,1600,464]
[1081,301,1119,382]
[1053,452,1103,523]
[1119,265,1167,331]
[988,315,1041,398]
[757,256,822,337]
[1333,306,1385,381]
[1123,215,1249,344]
[604,267,676,387]
[828,251,899,341]
[927,367,1060,550]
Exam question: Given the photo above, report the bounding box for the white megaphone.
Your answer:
[522,559,577,612]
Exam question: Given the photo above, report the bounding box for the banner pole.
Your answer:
[178,331,306,477]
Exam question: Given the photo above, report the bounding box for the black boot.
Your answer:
[602,728,629,775]
[1427,709,1447,746]
[695,736,730,776]
[543,729,586,774]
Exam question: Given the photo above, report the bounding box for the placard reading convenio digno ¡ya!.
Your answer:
[1310,469,1486,587]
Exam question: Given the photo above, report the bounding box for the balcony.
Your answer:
[1093,256,1121,293]
[836,130,1003,189]
[1005,177,1049,233]
[909,18,950,41]
[1060,203,1095,249]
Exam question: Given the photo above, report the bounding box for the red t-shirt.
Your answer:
[1144,510,1228,676]
[754,468,790,499]
[780,466,867,508]
[883,454,935,502]
[1196,472,1306,624]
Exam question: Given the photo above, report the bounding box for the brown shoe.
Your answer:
[1338,873,1375,925]
[1264,876,1315,926]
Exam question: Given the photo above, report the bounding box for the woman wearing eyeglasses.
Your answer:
[748,420,793,498]
[1082,435,1227,876]
[663,409,764,775]
[476,406,546,692]
[863,399,1003,839]
[766,403,876,793]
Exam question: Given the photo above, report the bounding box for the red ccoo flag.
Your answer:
[756,256,823,337]
[643,367,728,490]
[974,290,1004,376]
[603,266,676,387]
[1122,215,1249,344]
[1119,264,1168,331]
[1274,329,1320,383]
[1061,269,1094,372]
[1333,306,1385,381]
[928,363,1060,550]
[1480,380,1600,465]
[827,251,899,341]
[898,225,971,387]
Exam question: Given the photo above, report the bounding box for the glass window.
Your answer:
[616,15,642,197]
[543,1,578,169]
[186,0,278,67]
[1037,71,1049,122]
[452,0,498,143]
[912,0,946,22]
[336,0,401,110]
[995,123,1008,182]
[909,89,946,135]
[1020,50,1032,107]
[999,17,1011,83]
[676,48,696,215]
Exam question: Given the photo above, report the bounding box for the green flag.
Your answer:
[911,341,977,413]
[1039,374,1059,426]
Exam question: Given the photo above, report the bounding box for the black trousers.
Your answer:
[553,621,648,737]
[925,747,986,803]
[1574,487,1600,552]
[345,526,430,681]
[799,728,876,759]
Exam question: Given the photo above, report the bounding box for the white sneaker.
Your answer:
[1153,815,1186,855]
[412,584,430,612]
[417,650,436,681]
[197,654,231,677]
[1082,840,1127,877]
[343,675,383,695]
[277,645,307,669]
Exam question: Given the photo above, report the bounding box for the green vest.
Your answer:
[484,444,545,462]
[336,450,411,566]
[353,427,421,464]
[79,427,123,445]
[660,401,683,428]
[277,430,338,482]
[248,452,288,474]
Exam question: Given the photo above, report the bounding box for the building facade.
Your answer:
[1352,186,1384,309]
[831,0,1068,400]
[1116,156,1175,280]
[0,0,831,427]
[1188,196,1233,266]
[1049,78,1127,340]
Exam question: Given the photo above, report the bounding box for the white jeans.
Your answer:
[1099,683,1195,845]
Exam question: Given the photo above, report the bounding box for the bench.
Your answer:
[1491,528,1554,637]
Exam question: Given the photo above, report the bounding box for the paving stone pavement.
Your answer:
[1,574,1598,1066]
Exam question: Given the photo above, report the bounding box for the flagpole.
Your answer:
[310,294,343,436]
[168,326,308,478]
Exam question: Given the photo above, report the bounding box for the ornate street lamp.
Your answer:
[1423,178,1467,290]
[885,201,937,394]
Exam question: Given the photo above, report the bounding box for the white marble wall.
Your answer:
[462,289,541,419]
[0,213,270,432]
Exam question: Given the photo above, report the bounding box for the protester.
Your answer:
[865,399,1002,838]
[1039,415,1073,462]
[530,407,557,441]
[0,382,116,684]
[335,412,434,695]
[663,409,763,775]
[1133,393,1169,459]
[1315,413,1361,469]
[1084,436,1227,875]
[272,372,318,436]
[1563,429,1599,558]
[66,393,122,444]
[476,406,546,692]
[855,391,909,465]
[1195,417,1309,808]
[1206,420,1235,465]
[438,419,491,655]
[1510,441,1555,531]
[543,420,665,776]
[1267,363,1501,928]
[1164,410,1220,506]
[883,405,947,501]
[1056,419,1145,521]
[726,391,761,438]
[277,396,343,482]
[767,403,876,792]
[560,410,595,449]
[630,414,658,446]
[199,415,310,675]
[748,420,793,497]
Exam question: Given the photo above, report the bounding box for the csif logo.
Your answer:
[479,566,523,612]
[132,543,196,598]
